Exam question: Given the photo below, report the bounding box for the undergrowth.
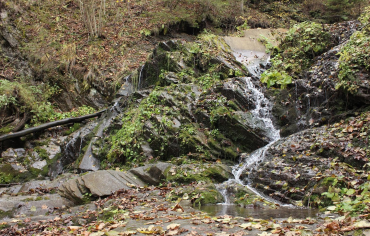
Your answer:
[0,79,95,131]
[260,21,333,89]
[336,6,370,93]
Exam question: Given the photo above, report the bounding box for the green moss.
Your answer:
[34,147,48,160]
[193,188,223,206]
[234,189,256,206]
[166,171,208,184]
[0,210,12,220]
[336,8,370,93]
[227,100,240,111]
[204,165,231,182]
[166,183,223,206]
[223,147,239,160]
[0,223,10,230]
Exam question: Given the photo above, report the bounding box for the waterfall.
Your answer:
[216,49,293,207]
[138,65,145,90]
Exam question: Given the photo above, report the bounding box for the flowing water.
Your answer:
[210,37,317,217]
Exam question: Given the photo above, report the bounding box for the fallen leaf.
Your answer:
[355,220,370,229]
[167,223,180,230]
[119,230,137,236]
[327,206,336,211]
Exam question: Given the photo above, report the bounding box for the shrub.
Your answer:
[336,7,370,93]
[261,21,333,89]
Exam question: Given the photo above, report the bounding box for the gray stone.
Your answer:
[2,148,16,161]
[14,148,26,158]
[0,11,8,19]
[41,144,61,159]
[130,162,173,186]
[10,163,26,172]
[31,160,47,170]
[50,122,98,177]
[141,142,153,158]
[0,194,73,218]
[59,170,145,203]
[1,28,18,48]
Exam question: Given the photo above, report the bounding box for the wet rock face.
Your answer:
[100,79,269,166]
[49,121,98,177]
[270,21,369,137]
[246,112,370,205]
[78,37,273,166]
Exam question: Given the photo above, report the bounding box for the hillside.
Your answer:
[0,0,367,133]
[1,0,370,235]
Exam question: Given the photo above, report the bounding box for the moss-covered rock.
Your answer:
[164,163,232,185]
[166,182,224,206]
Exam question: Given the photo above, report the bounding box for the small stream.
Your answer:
[211,41,318,218]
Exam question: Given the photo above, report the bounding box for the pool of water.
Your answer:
[200,205,319,219]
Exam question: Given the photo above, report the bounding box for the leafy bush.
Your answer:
[0,79,95,129]
[260,21,333,89]
[321,175,370,215]
[260,70,292,89]
[336,6,370,93]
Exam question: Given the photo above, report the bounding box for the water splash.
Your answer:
[138,65,145,90]
[216,48,296,207]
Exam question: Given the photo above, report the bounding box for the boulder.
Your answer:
[59,170,145,203]
[0,194,73,219]
[130,162,173,185]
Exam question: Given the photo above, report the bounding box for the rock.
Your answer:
[59,170,145,203]
[13,148,26,158]
[10,163,26,172]
[41,144,61,159]
[1,28,18,48]
[79,101,123,171]
[49,121,99,177]
[245,112,370,205]
[1,148,26,163]
[164,163,233,184]
[130,162,173,185]
[0,194,73,219]
[1,148,16,162]
[31,160,47,170]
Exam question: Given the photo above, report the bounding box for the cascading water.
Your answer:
[216,48,293,208]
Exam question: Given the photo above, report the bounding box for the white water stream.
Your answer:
[216,42,293,208]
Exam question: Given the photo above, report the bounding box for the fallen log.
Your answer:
[0,109,107,142]
[0,183,20,187]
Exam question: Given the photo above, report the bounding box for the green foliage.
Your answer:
[82,192,93,204]
[198,73,220,89]
[279,21,332,73]
[108,89,177,164]
[0,173,12,184]
[336,7,370,93]
[325,0,351,21]
[260,70,292,89]
[321,176,370,215]
[140,29,151,37]
[0,79,95,129]
[261,22,332,89]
